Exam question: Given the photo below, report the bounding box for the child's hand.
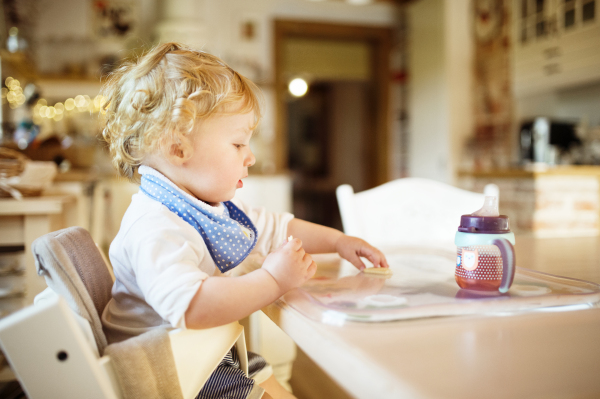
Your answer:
[262,237,317,293]
[335,235,389,271]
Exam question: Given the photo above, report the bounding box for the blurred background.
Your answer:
[0,0,598,234]
[0,0,599,397]
[1,0,599,230]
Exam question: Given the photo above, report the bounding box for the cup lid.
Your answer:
[458,215,511,234]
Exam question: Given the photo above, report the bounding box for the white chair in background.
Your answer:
[0,227,247,399]
[336,178,499,250]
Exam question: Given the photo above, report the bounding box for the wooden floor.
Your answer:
[289,234,600,399]
[290,348,352,399]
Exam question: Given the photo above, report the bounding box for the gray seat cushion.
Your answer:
[32,226,113,354]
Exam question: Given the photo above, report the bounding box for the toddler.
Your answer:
[100,42,388,399]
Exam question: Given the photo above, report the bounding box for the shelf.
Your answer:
[36,77,102,101]
[458,165,600,178]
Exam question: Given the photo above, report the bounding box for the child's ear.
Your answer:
[166,139,193,165]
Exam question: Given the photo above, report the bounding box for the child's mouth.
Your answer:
[237,179,243,188]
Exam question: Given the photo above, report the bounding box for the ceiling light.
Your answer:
[288,78,308,97]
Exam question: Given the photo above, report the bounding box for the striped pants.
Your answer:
[196,348,269,399]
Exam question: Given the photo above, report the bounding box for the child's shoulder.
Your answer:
[118,192,198,240]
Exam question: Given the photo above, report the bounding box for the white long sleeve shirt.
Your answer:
[102,166,294,343]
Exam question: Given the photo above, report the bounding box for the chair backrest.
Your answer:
[32,226,113,354]
[0,296,120,399]
[0,294,246,399]
[336,178,498,250]
[4,227,246,399]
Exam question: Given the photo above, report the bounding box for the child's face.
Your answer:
[177,108,256,205]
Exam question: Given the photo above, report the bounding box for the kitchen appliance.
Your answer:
[519,117,581,164]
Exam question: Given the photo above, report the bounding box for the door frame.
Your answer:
[273,19,393,188]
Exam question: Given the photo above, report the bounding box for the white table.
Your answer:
[262,253,600,399]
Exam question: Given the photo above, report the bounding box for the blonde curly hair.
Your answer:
[101,42,263,180]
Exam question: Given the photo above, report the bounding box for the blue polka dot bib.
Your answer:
[140,174,258,273]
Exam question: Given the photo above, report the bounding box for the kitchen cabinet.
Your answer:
[513,0,600,96]
[458,165,600,237]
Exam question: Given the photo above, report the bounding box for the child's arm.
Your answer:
[286,218,389,270]
[185,238,316,329]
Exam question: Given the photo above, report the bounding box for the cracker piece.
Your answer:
[363,267,393,276]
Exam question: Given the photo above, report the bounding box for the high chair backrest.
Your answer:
[0,227,248,399]
[0,295,122,399]
[32,226,113,354]
[336,178,500,250]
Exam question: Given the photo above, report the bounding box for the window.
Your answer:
[536,0,547,37]
[582,0,596,22]
[564,0,576,28]
[536,19,547,36]
[564,9,576,27]
[536,0,545,12]
[520,0,597,45]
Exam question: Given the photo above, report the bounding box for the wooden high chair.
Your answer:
[0,227,248,399]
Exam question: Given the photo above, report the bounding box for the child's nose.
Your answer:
[245,150,256,167]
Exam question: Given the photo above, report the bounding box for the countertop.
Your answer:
[457,165,600,178]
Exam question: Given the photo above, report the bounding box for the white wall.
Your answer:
[198,0,396,80]
[445,0,474,181]
[33,0,396,78]
[407,0,448,183]
[407,0,473,184]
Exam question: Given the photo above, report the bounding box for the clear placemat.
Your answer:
[282,248,600,324]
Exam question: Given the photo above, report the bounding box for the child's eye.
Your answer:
[234,144,244,149]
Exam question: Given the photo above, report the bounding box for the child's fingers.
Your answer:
[302,252,313,266]
[286,237,303,251]
[361,247,389,268]
[365,252,387,268]
[307,260,317,277]
[346,251,366,271]
[380,254,390,269]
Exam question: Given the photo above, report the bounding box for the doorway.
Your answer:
[274,20,392,229]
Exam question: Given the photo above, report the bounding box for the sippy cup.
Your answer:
[454,196,515,293]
